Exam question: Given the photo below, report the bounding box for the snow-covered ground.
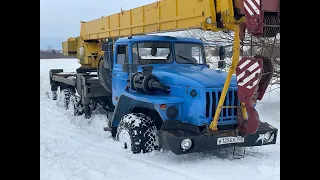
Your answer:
[40,59,280,180]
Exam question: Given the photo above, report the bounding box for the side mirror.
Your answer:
[219,46,225,60]
[218,60,226,69]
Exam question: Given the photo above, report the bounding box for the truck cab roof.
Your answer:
[116,35,204,44]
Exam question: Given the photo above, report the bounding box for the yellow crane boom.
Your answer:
[62,0,245,68]
[79,0,240,40]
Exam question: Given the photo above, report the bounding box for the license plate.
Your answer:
[217,136,245,145]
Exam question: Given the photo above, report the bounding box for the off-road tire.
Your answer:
[116,113,159,154]
[62,88,74,109]
[63,88,83,116]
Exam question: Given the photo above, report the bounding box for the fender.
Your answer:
[111,92,184,128]
[111,94,155,128]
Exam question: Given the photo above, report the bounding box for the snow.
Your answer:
[40,59,280,180]
[122,114,143,127]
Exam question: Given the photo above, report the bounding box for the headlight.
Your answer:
[181,138,192,151]
[166,106,178,119]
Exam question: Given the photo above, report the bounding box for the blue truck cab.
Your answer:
[111,35,238,127]
[97,35,278,154]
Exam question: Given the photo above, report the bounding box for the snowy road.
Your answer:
[40,59,280,180]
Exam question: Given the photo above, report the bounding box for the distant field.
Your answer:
[40,50,75,59]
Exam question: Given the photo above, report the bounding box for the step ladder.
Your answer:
[232,146,246,159]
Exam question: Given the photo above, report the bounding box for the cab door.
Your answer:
[112,44,130,105]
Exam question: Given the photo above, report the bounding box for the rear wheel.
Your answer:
[62,88,84,116]
[71,95,84,116]
[62,88,73,109]
[116,113,159,154]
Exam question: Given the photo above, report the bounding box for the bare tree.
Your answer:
[46,45,53,51]
[173,29,280,86]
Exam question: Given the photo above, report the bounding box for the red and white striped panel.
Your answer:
[243,0,261,16]
[236,57,263,104]
[237,58,262,89]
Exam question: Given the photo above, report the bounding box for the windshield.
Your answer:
[174,43,205,64]
[132,42,173,64]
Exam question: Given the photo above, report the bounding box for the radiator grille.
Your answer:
[205,88,239,123]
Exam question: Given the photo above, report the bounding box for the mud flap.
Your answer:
[236,56,273,135]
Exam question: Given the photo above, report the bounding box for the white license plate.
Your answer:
[217,136,245,145]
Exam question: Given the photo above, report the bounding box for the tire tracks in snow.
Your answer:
[41,118,205,180]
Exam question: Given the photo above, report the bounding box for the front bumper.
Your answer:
[159,120,278,155]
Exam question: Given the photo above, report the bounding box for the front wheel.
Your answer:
[116,113,159,154]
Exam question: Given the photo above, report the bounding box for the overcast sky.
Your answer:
[40,0,158,49]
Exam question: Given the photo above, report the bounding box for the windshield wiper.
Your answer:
[177,55,197,66]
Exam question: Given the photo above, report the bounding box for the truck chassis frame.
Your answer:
[49,68,114,119]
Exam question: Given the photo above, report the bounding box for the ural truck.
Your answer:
[49,0,280,156]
